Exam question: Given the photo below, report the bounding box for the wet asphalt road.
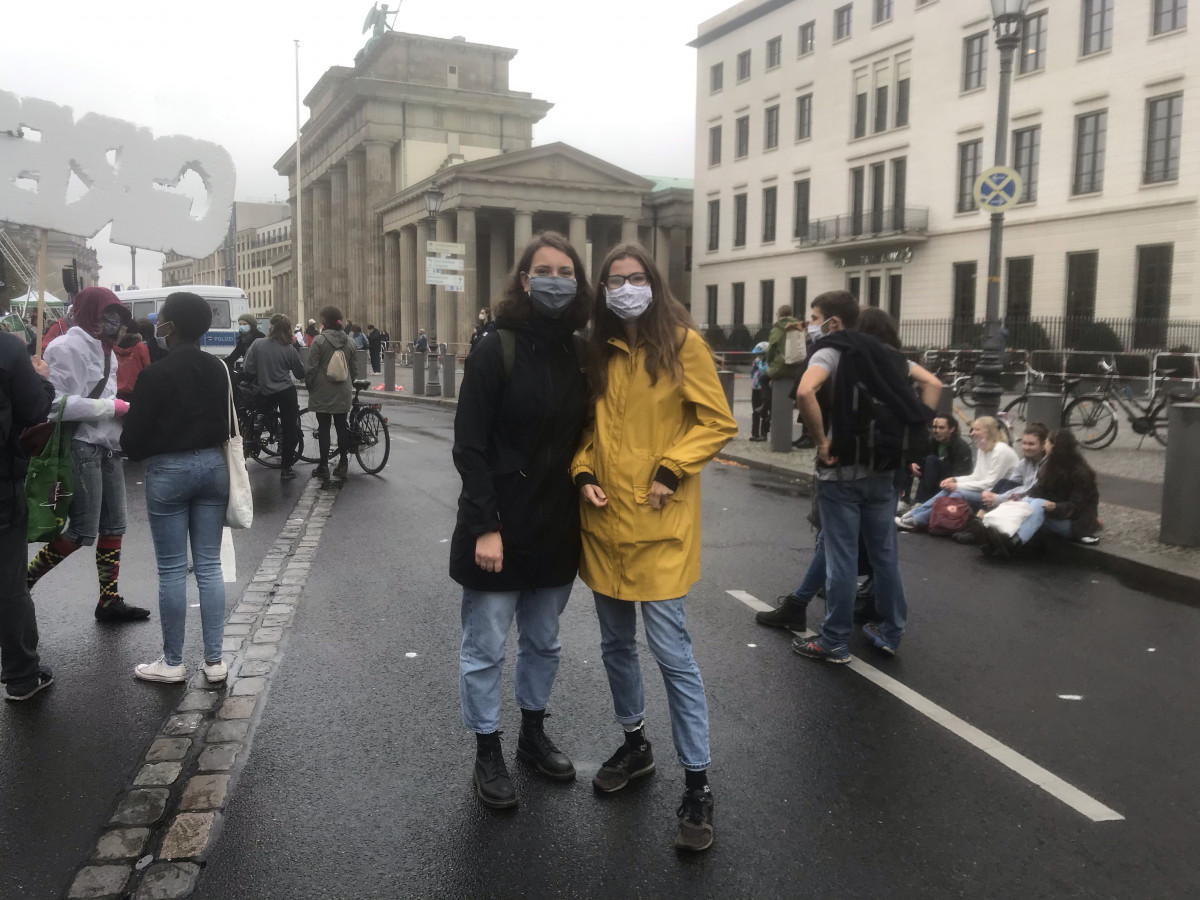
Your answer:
[3,401,1199,899]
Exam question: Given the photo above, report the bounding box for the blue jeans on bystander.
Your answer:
[1015,497,1074,544]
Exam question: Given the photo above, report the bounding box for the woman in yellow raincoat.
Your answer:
[570,242,737,853]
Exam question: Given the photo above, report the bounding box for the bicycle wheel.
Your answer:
[1002,396,1028,433]
[353,408,391,474]
[297,407,337,463]
[1064,396,1118,449]
[958,375,981,408]
[1149,401,1169,447]
[252,410,285,469]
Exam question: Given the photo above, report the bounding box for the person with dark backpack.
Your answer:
[791,292,938,662]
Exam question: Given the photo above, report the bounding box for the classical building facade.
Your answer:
[274,31,693,347]
[690,0,1197,347]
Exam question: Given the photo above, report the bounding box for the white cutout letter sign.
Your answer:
[0,91,236,258]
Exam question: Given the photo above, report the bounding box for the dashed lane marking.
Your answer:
[725,589,1125,823]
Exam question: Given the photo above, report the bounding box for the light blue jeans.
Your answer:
[145,449,229,667]
[816,475,907,648]
[459,583,572,733]
[1016,498,1074,544]
[909,488,985,526]
[593,593,711,771]
[793,530,827,600]
[66,440,127,545]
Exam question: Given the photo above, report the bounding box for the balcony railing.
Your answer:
[797,206,929,246]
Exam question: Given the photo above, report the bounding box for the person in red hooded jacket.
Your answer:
[112,325,151,403]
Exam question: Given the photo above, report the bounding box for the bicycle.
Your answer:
[1063,357,1171,449]
[927,351,981,408]
[235,389,303,469]
[298,379,391,474]
[1002,362,1081,433]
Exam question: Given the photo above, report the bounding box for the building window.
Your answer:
[762,186,777,242]
[710,63,724,93]
[737,50,751,81]
[706,285,718,324]
[709,125,722,166]
[1065,251,1099,324]
[835,4,852,40]
[952,262,977,343]
[793,178,811,239]
[874,0,893,24]
[707,199,720,251]
[733,193,748,247]
[962,32,987,91]
[956,139,983,213]
[850,166,866,235]
[848,275,861,299]
[891,156,907,229]
[1013,125,1041,202]
[874,81,889,133]
[1153,0,1188,34]
[735,115,750,158]
[1020,11,1047,73]
[796,93,813,140]
[853,71,869,138]
[799,21,816,55]
[888,273,902,320]
[1073,110,1107,194]
[1144,93,1183,184]
[767,36,782,69]
[733,282,745,325]
[1135,244,1174,347]
[764,105,780,150]
[1006,257,1034,321]
[1082,0,1113,55]
[760,280,775,327]
[792,276,808,308]
[895,59,911,127]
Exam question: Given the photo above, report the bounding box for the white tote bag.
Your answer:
[783,328,807,365]
[982,500,1034,538]
[222,365,254,529]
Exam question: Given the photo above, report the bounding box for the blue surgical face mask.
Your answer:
[239,323,251,334]
[527,275,577,318]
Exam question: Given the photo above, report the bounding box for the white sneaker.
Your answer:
[895,515,917,531]
[202,659,229,683]
[135,657,187,683]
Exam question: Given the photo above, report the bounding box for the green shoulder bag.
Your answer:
[26,397,74,543]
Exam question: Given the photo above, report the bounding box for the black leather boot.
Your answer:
[474,732,517,809]
[517,709,576,781]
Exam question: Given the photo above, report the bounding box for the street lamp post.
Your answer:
[974,0,1031,420]
[422,182,444,396]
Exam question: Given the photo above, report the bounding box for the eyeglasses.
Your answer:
[604,272,649,289]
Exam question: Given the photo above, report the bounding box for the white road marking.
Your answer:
[725,589,1124,823]
[1058,694,1084,700]
[221,528,236,583]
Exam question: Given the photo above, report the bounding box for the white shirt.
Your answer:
[43,326,122,450]
[955,442,1020,494]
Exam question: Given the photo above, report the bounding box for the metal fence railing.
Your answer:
[796,206,929,246]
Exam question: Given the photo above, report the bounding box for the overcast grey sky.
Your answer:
[3,0,733,289]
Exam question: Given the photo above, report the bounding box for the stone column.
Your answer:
[621,217,640,244]
[654,226,671,272]
[401,224,418,342]
[364,140,393,329]
[436,214,456,347]
[668,226,688,300]
[329,164,349,312]
[384,230,401,346]
[346,151,366,323]
[312,178,332,308]
[513,210,533,257]
[488,222,509,309]
[457,207,478,346]
[569,214,588,257]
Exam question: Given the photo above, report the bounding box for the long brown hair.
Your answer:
[268,313,293,345]
[1040,429,1097,498]
[589,242,697,399]
[493,231,591,331]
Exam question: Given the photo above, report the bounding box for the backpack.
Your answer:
[497,328,587,383]
[843,348,930,473]
[928,495,972,537]
[325,342,349,383]
[783,329,807,365]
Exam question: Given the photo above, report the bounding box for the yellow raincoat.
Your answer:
[570,328,738,602]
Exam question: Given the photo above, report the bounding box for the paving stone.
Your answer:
[227,612,257,625]
[280,573,307,585]
[133,862,201,900]
[176,692,217,712]
[266,603,295,614]
[180,774,230,811]
[251,574,276,583]
[218,696,256,719]
[206,719,249,743]
[238,660,272,677]
[244,643,277,660]
[110,789,169,826]
[253,627,283,643]
[133,762,183,786]
[162,714,203,736]
[159,812,217,859]
[93,828,149,860]
[262,615,291,628]
[231,676,267,695]
[68,864,131,898]
[220,637,243,653]
[235,603,264,614]
[243,584,273,593]
[223,624,252,636]
[146,738,190,762]
[197,744,240,771]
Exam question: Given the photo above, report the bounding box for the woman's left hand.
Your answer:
[1042,500,1057,512]
[647,480,675,510]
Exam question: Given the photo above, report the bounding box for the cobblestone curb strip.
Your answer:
[64,480,342,900]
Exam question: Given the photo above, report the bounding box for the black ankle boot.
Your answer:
[474,732,517,809]
[517,709,576,781]
[755,593,809,630]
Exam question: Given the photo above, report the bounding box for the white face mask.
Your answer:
[605,283,653,320]
[807,323,824,340]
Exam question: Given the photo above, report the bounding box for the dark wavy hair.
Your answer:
[856,307,901,349]
[160,292,212,342]
[268,314,294,345]
[493,231,591,331]
[588,242,698,400]
[319,305,343,330]
[932,413,959,440]
[1040,429,1097,498]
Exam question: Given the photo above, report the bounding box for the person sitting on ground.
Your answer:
[749,341,770,442]
[897,416,1018,531]
[984,421,1049,507]
[976,428,1100,557]
[905,415,973,507]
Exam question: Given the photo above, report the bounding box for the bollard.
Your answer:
[383,350,396,392]
[1160,403,1200,547]
[717,369,734,415]
[936,385,955,419]
[1025,392,1063,429]
[357,349,370,380]
[412,350,426,395]
[769,378,794,452]
[426,345,442,396]
[441,349,457,399]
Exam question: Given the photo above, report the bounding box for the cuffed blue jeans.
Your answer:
[816,475,907,649]
[1016,498,1074,544]
[793,530,827,600]
[593,593,711,771]
[909,488,985,526]
[145,449,229,667]
[459,583,572,733]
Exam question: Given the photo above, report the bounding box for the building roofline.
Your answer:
[688,0,798,48]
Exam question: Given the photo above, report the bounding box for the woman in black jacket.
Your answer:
[451,232,590,810]
[223,313,264,370]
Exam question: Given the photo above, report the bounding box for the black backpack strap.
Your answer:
[499,328,516,383]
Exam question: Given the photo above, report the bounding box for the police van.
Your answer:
[118,285,251,357]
